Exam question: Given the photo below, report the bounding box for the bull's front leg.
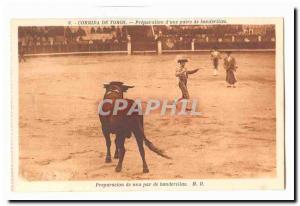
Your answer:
[102,127,112,163]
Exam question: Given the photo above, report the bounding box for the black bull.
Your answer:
[99,82,170,173]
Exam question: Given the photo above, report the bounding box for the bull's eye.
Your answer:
[109,86,122,93]
[105,89,122,99]
[111,89,119,92]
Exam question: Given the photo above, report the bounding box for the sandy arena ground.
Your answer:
[19,52,276,181]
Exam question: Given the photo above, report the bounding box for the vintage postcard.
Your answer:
[11,18,284,192]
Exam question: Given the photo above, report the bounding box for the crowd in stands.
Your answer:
[18,26,128,54]
[154,25,275,50]
[18,25,276,54]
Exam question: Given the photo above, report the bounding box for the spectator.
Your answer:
[65,27,72,43]
[96,27,102,33]
[77,27,86,38]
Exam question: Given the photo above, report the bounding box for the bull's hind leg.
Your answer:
[102,127,112,163]
[133,125,149,173]
[113,138,119,159]
[115,134,126,172]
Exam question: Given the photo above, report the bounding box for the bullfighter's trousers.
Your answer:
[178,80,190,99]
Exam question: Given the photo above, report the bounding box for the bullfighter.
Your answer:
[175,55,199,109]
[224,51,238,88]
[210,47,221,76]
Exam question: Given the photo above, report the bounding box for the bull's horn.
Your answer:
[123,85,134,88]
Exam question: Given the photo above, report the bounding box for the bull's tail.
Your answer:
[144,137,171,159]
[138,115,171,159]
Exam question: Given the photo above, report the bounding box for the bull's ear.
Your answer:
[103,84,110,89]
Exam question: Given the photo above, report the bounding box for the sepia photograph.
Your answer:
[11,18,284,192]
